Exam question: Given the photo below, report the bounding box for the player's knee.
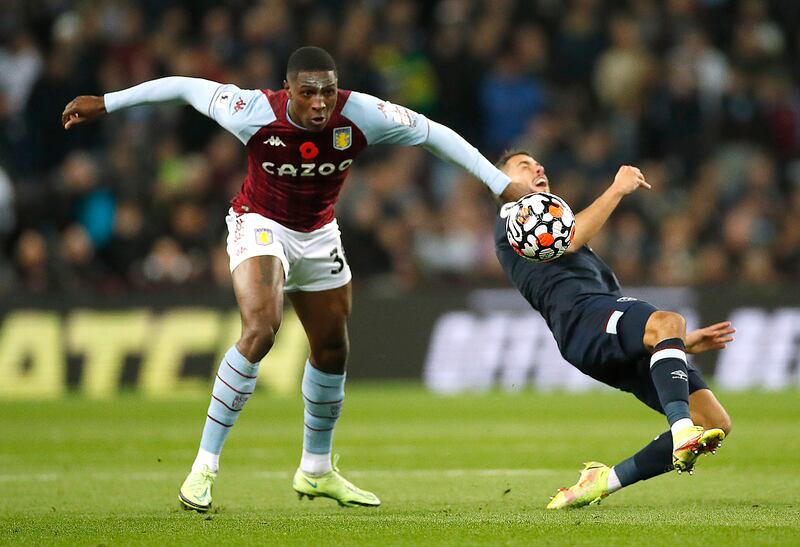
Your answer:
[648,311,686,341]
[239,310,282,361]
[312,338,349,373]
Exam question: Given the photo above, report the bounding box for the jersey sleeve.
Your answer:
[104,77,220,115]
[342,91,510,195]
[206,85,276,144]
[103,77,275,145]
[422,120,511,195]
[341,91,429,146]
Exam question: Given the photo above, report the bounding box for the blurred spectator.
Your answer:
[56,223,107,292]
[15,230,52,293]
[53,151,116,248]
[103,200,151,287]
[481,49,547,154]
[554,0,605,87]
[141,237,194,286]
[371,0,437,114]
[0,32,43,116]
[593,15,654,111]
[0,165,15,243]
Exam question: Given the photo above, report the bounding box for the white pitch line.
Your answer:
[307,469,559,479]
[0,473,59,482]
[0,468,557,483]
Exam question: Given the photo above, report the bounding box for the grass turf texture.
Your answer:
[1,385,798,545]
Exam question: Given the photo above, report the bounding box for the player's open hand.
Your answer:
[685,321,736,354]
[62,95,106,129]
[612,165,651,196]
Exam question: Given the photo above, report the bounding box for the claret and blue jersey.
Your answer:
[206,85,429,232]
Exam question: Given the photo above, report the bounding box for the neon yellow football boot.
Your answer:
[546,461,610,509]
[672,426,725,474]
[178,465,217,512]
[293,457,380,508]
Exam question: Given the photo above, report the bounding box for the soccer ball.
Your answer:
[504,192,576,262]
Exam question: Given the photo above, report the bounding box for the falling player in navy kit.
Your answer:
[62,47,531,511]
[493,151,734,509]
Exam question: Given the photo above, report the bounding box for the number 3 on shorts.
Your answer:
[330,247,344,275]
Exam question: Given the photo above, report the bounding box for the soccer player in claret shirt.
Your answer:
[493,151,734,509]
[62,46,530,511]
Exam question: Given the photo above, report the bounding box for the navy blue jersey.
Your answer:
[494,213,624,359]
[494,211,710,412]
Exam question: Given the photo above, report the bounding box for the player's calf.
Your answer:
[689,389,733,437]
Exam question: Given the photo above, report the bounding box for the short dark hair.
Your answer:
[495,149,534,171]
[286,46,337,78]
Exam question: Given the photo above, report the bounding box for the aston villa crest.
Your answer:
[333,126,352,150]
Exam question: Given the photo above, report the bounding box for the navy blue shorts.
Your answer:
[564,295,709,414]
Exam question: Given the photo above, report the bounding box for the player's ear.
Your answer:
[283,79,291,96]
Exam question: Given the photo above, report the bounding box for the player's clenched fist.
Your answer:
[62,95,106,129]
[611,165,652,195]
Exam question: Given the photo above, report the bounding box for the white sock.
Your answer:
[300,449,332,475]
[192,447,220,473]
[607,467,622,493]
[670,418,695,436]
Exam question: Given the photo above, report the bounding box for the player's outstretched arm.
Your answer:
[568,165,651,251]
[423,120,532,201]
[423,121,532,201]
[62,76,223,130]
[348,92,530,200]
[685,321,736,354]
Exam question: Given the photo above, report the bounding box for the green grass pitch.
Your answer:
[1,384,798,545]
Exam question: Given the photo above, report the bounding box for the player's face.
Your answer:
[504,154,550,193]
[285,70,338,132]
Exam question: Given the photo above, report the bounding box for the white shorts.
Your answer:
[225,209,352,292]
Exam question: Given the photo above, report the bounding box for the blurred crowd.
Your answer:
[2,0,800,295]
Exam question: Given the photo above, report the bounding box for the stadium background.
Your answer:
[1,0,799,395]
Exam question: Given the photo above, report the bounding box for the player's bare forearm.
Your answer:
[499,181,532,202]
[685,321,736,354]
[62,95,106,129]
[569,188,624,250]
[567,165,650,252]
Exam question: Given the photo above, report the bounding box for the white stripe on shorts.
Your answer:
[650,347,687,368]
[605,310,624,334]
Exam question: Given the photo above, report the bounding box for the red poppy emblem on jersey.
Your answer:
[299,141,319,159]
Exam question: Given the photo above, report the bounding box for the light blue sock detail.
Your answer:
[199,346,259,455]
[302,361,345,455]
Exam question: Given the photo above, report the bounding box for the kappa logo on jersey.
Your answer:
[233,98,246,113]
[263,135,286,147]
[255,228,273,245]
[617,296,638,302]
[333,127,352,150]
